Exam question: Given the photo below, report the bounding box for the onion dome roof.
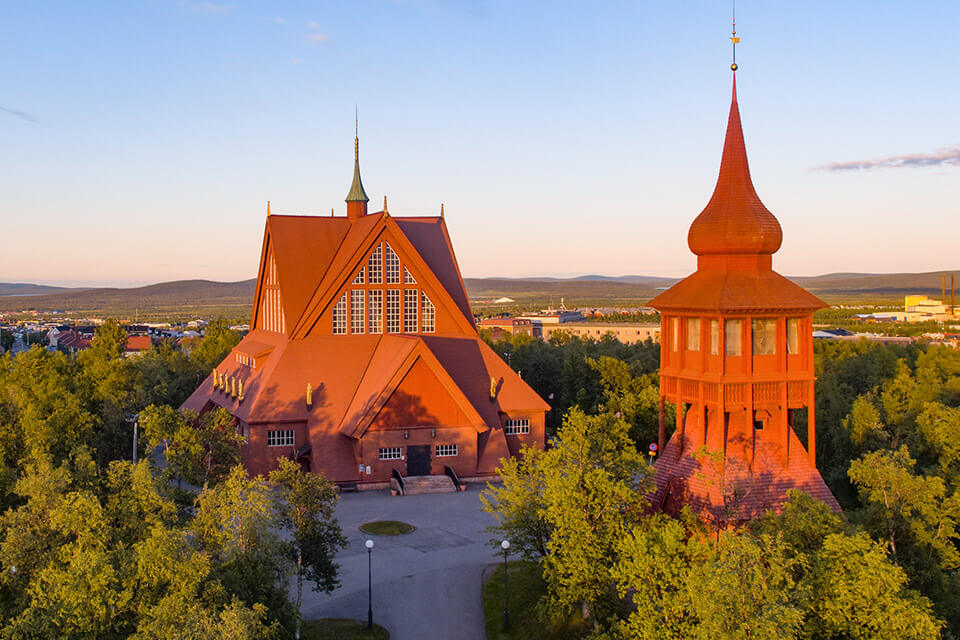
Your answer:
[687,75,782,256]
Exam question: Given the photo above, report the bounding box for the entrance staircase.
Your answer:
[399,475,457,495]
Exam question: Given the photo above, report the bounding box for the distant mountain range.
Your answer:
[0,271,957,317]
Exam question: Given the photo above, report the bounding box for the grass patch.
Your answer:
[359,520,416,536]
[482,560,587,640]
[300,618,389,640]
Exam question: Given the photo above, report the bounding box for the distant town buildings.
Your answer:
[855,295,958,323]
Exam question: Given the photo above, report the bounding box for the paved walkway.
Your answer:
[299,488,501,640]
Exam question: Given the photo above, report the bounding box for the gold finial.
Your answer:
[331,207,335,217]
[238,379,244,402]
[383,195,388,214]
[440,203,444,218]
[354,105,359,160]
[730,0,739,71]
[230,376,237,398]
[489,376,497,401]
[267,200,271,216]
[306,382,313,408]
[213,371,219,390]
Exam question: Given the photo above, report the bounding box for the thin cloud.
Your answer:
[307,20,320,29]
[307,32,330,43]
[820,146,960,171]
[179,1,236,15]
[291,57,304,65]
[0,106,37,123]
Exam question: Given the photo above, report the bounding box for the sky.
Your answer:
[1,0,959,288]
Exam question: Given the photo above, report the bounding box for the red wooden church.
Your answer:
[649,68,840,521]
[182,136,548,487]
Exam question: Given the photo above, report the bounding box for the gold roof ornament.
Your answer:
[306,382,313,408]
[440,203,444,218]
[383,195,388,215]
[238,379,244,402]
[489,376,497,401]
[267,200,271,217]
[230,376,237,398]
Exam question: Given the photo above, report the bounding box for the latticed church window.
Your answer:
[368,290,383,334]
[352,267,365,284]
[421,292,435,333]
[368,246,382,284]
[333,293,348,335]
[350,289,365,334]
[403,266,417,284]
[385,242,401,284]
[386,290,402,333]
[404,289,419,333]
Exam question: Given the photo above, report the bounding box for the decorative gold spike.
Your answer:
[489,376,497,401]
[238,379,244,402]
[440,203,445,218]
[331,207,335,217]
[212,371,219,390]
[306,382,313,408]
[230,376,237,398]
[267,201,271,216]
[383,195,388,214]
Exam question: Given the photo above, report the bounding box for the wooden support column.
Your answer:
[808,381,817,467]
[658,394,666,452]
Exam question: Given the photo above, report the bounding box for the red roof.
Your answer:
[649,74,826,314]
[652,429,840,521]
[125,335,152,352]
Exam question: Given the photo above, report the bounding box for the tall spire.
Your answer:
[345,107,369,219]
[687,28,782,257]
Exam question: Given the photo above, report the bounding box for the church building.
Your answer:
[648,63,840,521]
[182,135,549,487]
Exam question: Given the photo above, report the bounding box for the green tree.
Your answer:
[269,457,347,638]
[192,319,242,374]
[807,532,941,640]
[141,407,243,489]
[539,408,651,629]
[480,445,552,559]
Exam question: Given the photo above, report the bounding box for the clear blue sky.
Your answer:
[2,1,958,287]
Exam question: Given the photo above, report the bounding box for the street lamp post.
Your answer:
[501,539,511,631]
[365,539,375,630]
[125,413,139,463]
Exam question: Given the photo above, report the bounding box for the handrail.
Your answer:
[391,468,405,496]
[444,465,461,492]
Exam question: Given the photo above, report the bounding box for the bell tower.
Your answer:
[648,53,839,521]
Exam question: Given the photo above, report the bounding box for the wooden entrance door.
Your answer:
[406,445,431,476]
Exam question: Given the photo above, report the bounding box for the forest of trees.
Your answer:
[0,321,346,639]
[482,330,960,639]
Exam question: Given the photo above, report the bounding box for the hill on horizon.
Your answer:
[0,270,957,319]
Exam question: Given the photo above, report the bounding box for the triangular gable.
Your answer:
[339,338,486,439]
[292,214,477,339]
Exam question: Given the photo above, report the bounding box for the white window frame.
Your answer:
[333,293,348,335]
[368,245,383,284]
[267,429,295,447]
[421,292,435,333]
[386,290,402,333]
[352,267,365,284]
[379,447,402,460]
[404,288,419,333]
[385,242,401,284]
[435,444,458,457]
[351,289,365,334]
[504,418,530,435]
[368,289,383,334]
[403,266,417,284]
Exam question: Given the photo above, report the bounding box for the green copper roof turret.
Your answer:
[345,137,369,203]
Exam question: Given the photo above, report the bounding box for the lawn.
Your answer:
[482,560,587,640]
[300,618,389,640]
[359,520,416,535]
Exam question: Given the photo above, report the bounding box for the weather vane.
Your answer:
[730,0,740,71]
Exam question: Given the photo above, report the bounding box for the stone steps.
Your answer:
[400,474,457,495]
